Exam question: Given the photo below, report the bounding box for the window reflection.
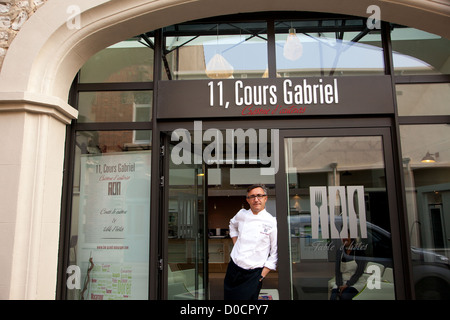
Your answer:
[396,83,450,116]
[400,125,450,299]
[285,136,395,300]
[392,27,450,75]
[163,23,268,80]
[275,20,384,77]
[78,91,152,123]
[80,38,154,83]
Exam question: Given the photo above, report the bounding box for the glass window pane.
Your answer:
[163,22,268,80]
[400,125,450,299]
[66,130,151,300]
[285,136,396,300]
[78,91,152,123]
[275,20,384,77]
[167,142,206,300]
[392,27,450,75]
[80,38,154,83]
[396,83,450,116]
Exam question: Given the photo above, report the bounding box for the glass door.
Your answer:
[162,124,280,300]
[163,134,207,300]
[279,128,397,300]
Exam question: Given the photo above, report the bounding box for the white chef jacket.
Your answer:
[229,208,278,271]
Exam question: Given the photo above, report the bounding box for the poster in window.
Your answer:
[77,151,151,300]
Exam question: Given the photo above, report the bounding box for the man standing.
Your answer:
[224,184,278,300]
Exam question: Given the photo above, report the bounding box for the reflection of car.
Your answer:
[410,247,450,299]
[289,214,450,299]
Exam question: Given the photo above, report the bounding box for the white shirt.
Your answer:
[229,208,278,271]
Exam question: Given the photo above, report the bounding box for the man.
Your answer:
[224,184,278,300]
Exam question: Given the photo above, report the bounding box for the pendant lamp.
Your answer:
[206,53,234,79]
[421,151,438,163]
[283,28,303,61]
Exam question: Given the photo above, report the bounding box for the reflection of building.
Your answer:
[0,1,449,301]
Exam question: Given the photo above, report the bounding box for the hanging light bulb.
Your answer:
[283,28,303,61]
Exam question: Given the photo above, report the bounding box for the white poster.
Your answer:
[77,151,151,300]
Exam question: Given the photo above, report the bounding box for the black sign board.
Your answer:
[157,76,394,119]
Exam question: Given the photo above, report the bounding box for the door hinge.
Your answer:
[158,258,163,271]
[160,145,165,156]
[160,176,164,187]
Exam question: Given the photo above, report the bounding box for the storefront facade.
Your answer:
[0,0,449,300]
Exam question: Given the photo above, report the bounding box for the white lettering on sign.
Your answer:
[208,78,339,110]
[283,79,339,105]
[310,186,367,239]
[234,80,278,106]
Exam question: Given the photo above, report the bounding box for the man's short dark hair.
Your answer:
[247,184,268,195]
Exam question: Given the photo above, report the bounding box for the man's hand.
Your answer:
[260,267,271,281]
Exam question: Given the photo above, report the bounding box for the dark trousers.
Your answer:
[224,259,263,300]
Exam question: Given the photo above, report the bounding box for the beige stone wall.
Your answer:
[0,0,47,70]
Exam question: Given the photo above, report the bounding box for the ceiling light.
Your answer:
[421,151,439,163]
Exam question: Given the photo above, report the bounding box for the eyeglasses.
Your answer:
[246,194,267,200]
